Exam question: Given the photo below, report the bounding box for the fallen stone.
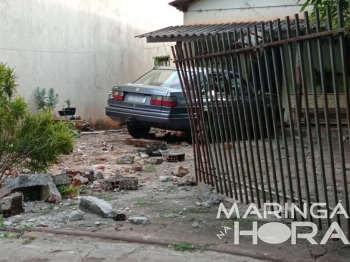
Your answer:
[139,153,149,159]
[192,222,199,228]
[163,153,185,162]
[128,216,148,225]
[93,171,104,180]
[69,210,84,221]
[195,202,201,206]
[116,155,135,165]
[178,167,190,177]
[79,196,116,218]
[73,174,89,184]
[53,207,59,210]
[177,173,196,186]
[10,215,22,223]
[5,174,61,203]
[51,173,70,186]
[159,176,170,182]
[203,191,220,205]
[0,192,24,217]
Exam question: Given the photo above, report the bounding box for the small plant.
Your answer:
[0,232,10,239]
[34,87,59,111]
[57,185,79,197]
[22,237,35,245]
[153,55,171,66]
[0,215,4,227]
[174,241,198,252]
[66,122,81,138]
[15,224,34,233]
[65,99,71,108]
[190,216,196,221]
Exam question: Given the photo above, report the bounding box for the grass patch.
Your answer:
[15,224,34,233]
[166,187,177,193]
[172,209,187,215]
[22,237,36,245]
[99,194,112,201]
[135,201,153,207]
[190,216,196,221]
[0,232,10,239]
[57,185,79,197]
[143,165,156,173]
[41,204,55,215]
[174,241,198,252]
[0,215,4,227]
[187,207,209,214]
[173,241,216,253]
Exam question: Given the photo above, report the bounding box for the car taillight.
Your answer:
[109,90,124,101]
[150,95,177,107]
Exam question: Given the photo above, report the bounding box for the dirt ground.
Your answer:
[1,128,350,262]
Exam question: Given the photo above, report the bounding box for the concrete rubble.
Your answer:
[79,196,121,219]
[4,174,61,203]
[0,192,24,217]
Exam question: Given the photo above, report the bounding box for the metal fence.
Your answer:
[172,4,350,237]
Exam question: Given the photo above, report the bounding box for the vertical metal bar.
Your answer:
[315,8,340,225]
[231,29,252,204]
[260,22,280,205]
[206,35,231,197]
[240,26,262,207]
[294,14,313,221]
[253,25,274,204]
[172,44,199,183]
[337,2,350,238]
[198,39,221,191]
[230,29,255,203]
[226,33,245,201]
[204,37,225,195]
[328,4,348,230]
[276,19,295,206]
[285,17,304,213]
[304,11,328,229]
[268,21,288,205]
[187,41,211,186]
[219,33,238,199]
[194,40,216,187]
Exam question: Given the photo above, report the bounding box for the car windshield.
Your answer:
[133,69,182,89]
[200,72,248,94]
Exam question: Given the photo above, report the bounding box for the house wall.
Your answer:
[0,0,182,129]
[184,0,312,24]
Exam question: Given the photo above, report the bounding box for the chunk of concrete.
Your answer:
[79,196,116,218]
[104,177,138,191]
[51,173,70,186]
[116,155,135,165]
[0,192,24,217]
[177,173,196,186]
[69,210,84,221]
[128,216,148,225]
[4,174,61,203]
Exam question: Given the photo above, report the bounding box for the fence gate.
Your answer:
[172,4,350,238]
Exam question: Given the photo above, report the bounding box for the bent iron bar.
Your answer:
[173,2,350,238]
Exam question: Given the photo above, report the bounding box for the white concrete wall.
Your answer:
[0,0,182,129]
[184,0,312,24]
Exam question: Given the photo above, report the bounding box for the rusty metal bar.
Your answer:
[337,2,350,238]
[327,4,349,232]
[304,10,326,229]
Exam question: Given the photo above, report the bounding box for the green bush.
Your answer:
[0,63,74,181]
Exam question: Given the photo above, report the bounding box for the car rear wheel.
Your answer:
[127,125,150,139]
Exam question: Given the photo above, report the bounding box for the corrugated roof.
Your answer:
[136,20,325,42]
[168,0,201,12]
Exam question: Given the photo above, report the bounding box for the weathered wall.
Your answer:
[184,0,312,24]
[0,0,182,129]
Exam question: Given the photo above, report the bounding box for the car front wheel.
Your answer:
[127,125,150,139]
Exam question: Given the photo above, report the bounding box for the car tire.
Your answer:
[127,125,150,139]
